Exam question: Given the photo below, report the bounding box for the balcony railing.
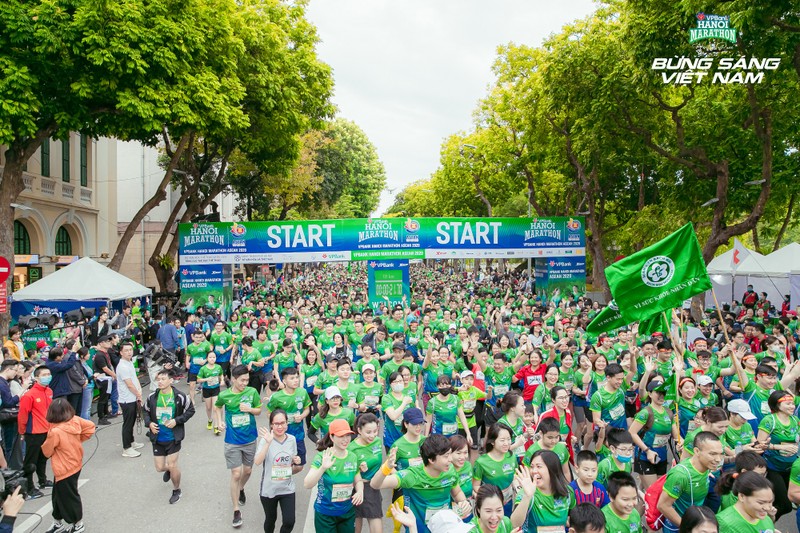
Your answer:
[62,183,75,200]
[80,188,92,203]
[40,178,55,196]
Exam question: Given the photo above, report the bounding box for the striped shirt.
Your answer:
[569,480,610,507]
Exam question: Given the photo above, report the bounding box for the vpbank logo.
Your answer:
[230,222,247,237]
[641,256,675,288]
[690,13,736,44]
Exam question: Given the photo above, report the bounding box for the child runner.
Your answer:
[197,351,223,435]
[569,450,610,507]
[602,472,642,533]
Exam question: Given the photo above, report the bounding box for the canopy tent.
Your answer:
[706,244,793,307]
[10,257,151,321]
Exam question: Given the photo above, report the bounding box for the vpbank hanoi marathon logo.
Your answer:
[404,218,420,242]
[230,222,247,237]
[690,13,737,44]
[641,256,675,288]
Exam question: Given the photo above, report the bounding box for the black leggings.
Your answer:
[53,470,83,525]
[766,468,792,521]
[260,493,295,533]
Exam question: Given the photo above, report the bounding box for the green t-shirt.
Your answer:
[633,405,673,461]
[457,386,487,428]
[267,389,311,435]
[315,370,339,392]
[380,359,411,387]
[347,438,383,481]
[426,393,461,436]
[155,389,175,442]
[391,435,425,471]
[214,387,262,445]
[310,408,356,437]
[354,357,381,381]
[252,339,275,359]
[209,331,234,358]
[759,413,800,472]
[197,363,223,389]
[531,383,555,414]
[597,456,632,486]
[397,464,459,533]
[186,341,212,370]
[310,449,359,515]
[602,505,642,533]
[456,461,473,499]
[497,415,527,459]
[518,487,576,533]
[662,460,710,515]
[524,441,570,467]
[240,347,263,367]
[724,422,755,454]
[356,382,382,408]
[473,452,517,504]
[484,366,515,407]
[589,386,627,428]
[716,505,775,533]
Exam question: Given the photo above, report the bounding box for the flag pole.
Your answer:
[711,289,732,346]
[663,310,681,442]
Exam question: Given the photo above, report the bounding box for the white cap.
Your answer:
[727,399,756,421]
[459,370,474,379]
[448,323,457,330]
[427,509,473,533]
[361,363,375,373]
[696,375,713,386]
[325,386,343,400]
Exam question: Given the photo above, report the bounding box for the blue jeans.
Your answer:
[111,380,119,414]
[80,387,94,420]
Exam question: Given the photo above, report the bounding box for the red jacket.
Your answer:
[513,364,545,400]
[538,406,575,464]
[18,383,53,435]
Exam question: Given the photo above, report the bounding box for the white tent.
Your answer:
[12,257,151,301]
[706,244,792,306]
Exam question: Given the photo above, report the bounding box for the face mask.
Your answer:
[391,383,404,393]
[616,454,633,464]
[438,387,452,396]
[39,376,52,386]
[770,345,783,354]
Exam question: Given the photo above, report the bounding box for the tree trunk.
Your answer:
[473,172,492,217]
[107,133,189,271]
[772,190,797,251]
[0,127,56,335]
[751,226,761,254]
[148,183,196,292]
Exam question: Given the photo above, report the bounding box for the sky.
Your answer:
[305,0,599,216]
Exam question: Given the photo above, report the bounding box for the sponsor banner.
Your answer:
[178,264,233,319]
[10,299,103,320]
[178,217,585,265]
[534,257,586,306]
[367,260,411,312]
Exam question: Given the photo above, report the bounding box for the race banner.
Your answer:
[178,264,233,318]
[605,223,711,322]
[178,217,585,265]
[534,257,586,305]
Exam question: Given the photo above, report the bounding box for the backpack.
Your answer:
[643,464,692,530]
[637,405,674,437]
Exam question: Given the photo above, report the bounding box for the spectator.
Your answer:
[17,365,53,500]
[0,360,22,466]
[92,336,115,425]
[44,347,82,413]
[2,327,23,362]
[156,315,180,353]
[117,342,144,458]
[0,486,25,533]
[77,347,97,420]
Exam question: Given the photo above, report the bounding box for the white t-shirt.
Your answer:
[257,434,297,498]
[116,359,141,403]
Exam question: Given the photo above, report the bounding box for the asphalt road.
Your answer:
[10,379,800,533]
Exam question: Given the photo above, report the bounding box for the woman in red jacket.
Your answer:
[537,385,576,464]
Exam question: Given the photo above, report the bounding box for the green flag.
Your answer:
[639,312,670,337]
[585,300,628,334]
[605,223,711,322]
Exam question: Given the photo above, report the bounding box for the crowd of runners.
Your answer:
[5,262,800,533]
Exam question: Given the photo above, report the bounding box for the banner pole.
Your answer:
[711,289,732,346]
[663,310,681,442]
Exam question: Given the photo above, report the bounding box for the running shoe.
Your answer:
[163,470,171,482]
[238,489,246,505]
[207,420,213,430]
[232,510,242,528]
[169,489,182,504]
[214,426,221,436]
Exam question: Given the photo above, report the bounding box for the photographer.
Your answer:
[0,486,24,533]
[144,341,176,392]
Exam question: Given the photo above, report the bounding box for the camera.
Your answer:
[0,469,29,500]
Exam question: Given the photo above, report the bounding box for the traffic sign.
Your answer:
[0,257,9,284]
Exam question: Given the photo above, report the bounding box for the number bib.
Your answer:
[442,423,457,435]
[271,466,291,481]
[463,400,476,412]
[331,483,353,502]
[538,526,566,533]
[609,403,625,420]
[306,375,318,387]
[192,357,205,366]
[365,395,379,407]
[425,504,449,525]
[652,434,670,448]
[206,376,219,387]
[216,345,225,353]
[156,406,172,423]
[687,419,699,432]
[409,457,423,467]
[513,445,526,457]
[494,385,509,397]
[231,414,250,428]
[501,483,514,503]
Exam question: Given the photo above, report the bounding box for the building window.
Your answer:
[62,139,70,182]
[41,139,50,177]
[14,221,31,255]
[80,135,88,187]
[55,226,72,256]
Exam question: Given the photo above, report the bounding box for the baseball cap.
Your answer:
[361,363,375,373]
[36,340,48,350]
[646,380,664,393]
[448,323,457,330]
[727,399,756,420]
[392,341,406,352]
[328,419,354,437]
[402,408,425,425]
[427,509,473,533]
[696,375,713,386]
[325,386,343,400]
[531,320,542,326]
[460,370,474,379]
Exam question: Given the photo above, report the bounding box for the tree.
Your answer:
[1,0,249,329]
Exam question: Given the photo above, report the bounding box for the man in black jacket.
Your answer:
[142,369,195,504]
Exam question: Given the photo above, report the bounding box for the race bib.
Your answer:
[475,371,485,380]
[424,504,449,525]
[442,422,457,435]
[216,345,225,353]
[192,357,205,366]
[609,403,625,420]
[271,466,291,481]
[563,381,574,392]
[687,419,699,432]
[761,401,770,415]
[331,483,353,503]
[538,527,566,533]
[156,406,172,423]
[513,445,526,457]
[463,400,476,412]
[652,434,670,448]
[365,395,379,407]
[494,385,509,397]
[231,414,250,428]
[206,376,219,387]
[409,457,423,467]
[306,375,318,387]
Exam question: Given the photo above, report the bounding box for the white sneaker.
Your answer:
[122,447,141,458]
[131,442,145,450]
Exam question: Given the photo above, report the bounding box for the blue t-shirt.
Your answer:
[569,480,610,508]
